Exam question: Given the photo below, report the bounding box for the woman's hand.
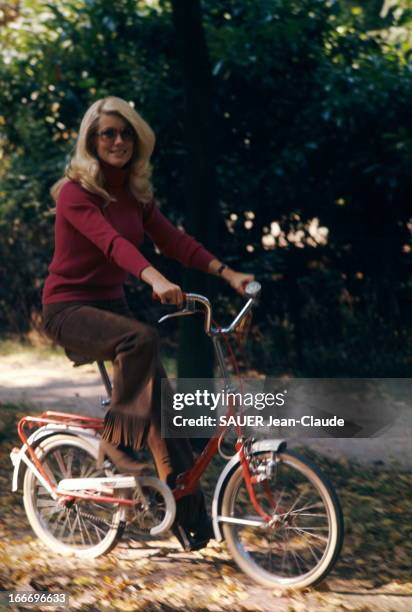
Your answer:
[141,266,184,306]
[152,278,184,306]
[207,259,255,295]
[222,269,255,295]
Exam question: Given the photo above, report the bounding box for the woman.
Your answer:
[42,96,253,550]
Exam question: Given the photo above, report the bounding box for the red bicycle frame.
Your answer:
[16,412,135,507]
[15,284,275,520]
[16,403,273,520]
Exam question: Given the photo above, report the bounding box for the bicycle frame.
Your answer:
[12,282,280,523]
[172,331,274,521]
[14,412,135,507]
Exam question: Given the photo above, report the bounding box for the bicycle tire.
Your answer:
[23,433,124,558]
[221,449,344,589]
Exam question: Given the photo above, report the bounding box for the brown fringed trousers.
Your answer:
[42,298,198,492]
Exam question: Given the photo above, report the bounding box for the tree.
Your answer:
[1,0,411,375]
[170,0,219,379]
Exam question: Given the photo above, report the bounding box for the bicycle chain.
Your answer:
[68,505,113,529]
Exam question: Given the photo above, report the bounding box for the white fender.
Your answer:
[10,424,100,492]
[211,438,287,541]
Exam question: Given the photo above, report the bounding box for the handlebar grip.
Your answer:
[244,280,261,299]
[152,291,187,305]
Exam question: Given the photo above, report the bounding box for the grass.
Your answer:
[0,335,178,375]
[0,335,65,358]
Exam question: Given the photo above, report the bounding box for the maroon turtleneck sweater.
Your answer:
[42,163,215,304]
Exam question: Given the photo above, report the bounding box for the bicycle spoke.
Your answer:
[291,512,327,517]
[46,506,67,530]
[65,448,74,477]
[92,522,103,540]
[57,509,71,539]
[269,532,273,572]
[36,498,58,508]
[280,527,292,575]
[72,512,83,544]
[53,451,69,479]
[39,504,61,518]
[222,450,342,587]
[304,537,322,564]
[282,485,310,519]
[79,513,93,545]
[90,501,110,512]
[43,448,115,542]
[294,526,327,549]
[287,526,329,543]
[290,543,304,575]
[273,486,286,515]
[81,463,100,479]
[289,501,325,514]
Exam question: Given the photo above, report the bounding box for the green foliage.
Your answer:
[0,0,411,374]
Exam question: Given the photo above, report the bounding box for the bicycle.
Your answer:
[10,281,344,589]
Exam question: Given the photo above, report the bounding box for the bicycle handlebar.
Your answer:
[156,280,261,336]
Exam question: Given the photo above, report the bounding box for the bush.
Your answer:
[1,0,411,375]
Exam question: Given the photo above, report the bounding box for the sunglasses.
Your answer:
[97,128,135,142]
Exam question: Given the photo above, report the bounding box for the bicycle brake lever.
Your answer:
[157,307,195,325]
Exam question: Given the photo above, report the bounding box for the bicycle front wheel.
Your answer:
[23,434,124,558]
[221,450,344,589]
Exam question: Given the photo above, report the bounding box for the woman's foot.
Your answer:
[190,516,215,550]
[98,439,152,476]
[165,474,215,551]
[172,517,214,552]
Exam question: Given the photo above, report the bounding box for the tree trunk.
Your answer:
[170,0,218,379]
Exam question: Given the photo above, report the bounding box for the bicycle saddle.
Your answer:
[64,347,95,367]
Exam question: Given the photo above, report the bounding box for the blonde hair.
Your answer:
[51,96,155,205]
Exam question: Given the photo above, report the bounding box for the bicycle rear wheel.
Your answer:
[221,450,343,589]
[23,434,124,558]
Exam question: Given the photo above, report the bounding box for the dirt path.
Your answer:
[1,350,411,610]
[1,350,411,468]
[0,351,107,416]
[1,531,411,612]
